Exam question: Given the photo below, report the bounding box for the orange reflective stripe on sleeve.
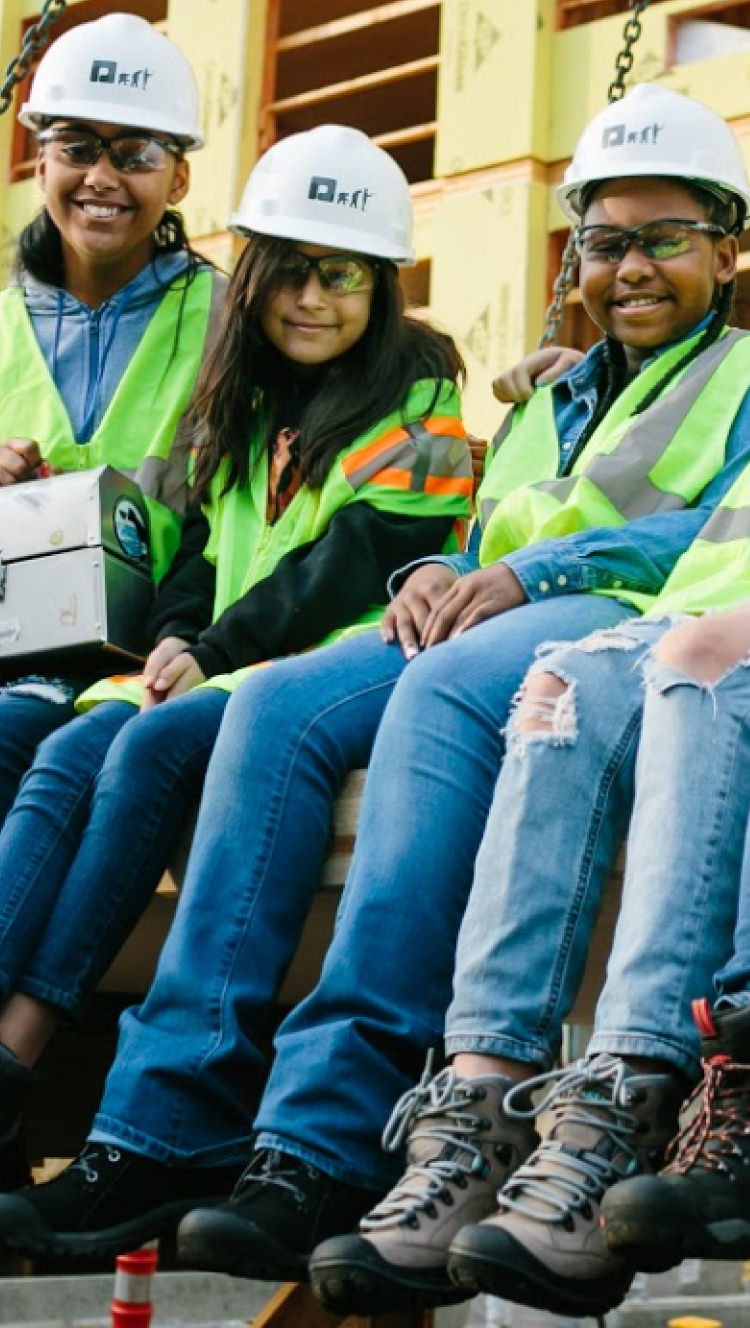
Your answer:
[341,426,411,483]
[343,415,472,494]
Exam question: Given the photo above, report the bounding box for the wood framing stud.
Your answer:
[248,1282,436,1328]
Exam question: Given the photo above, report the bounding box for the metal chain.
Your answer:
[0,0,66,117]
[540,0,650,346]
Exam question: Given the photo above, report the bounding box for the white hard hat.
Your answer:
[20,12,202,149]
[230,124,415,264]
[558,83,750,227]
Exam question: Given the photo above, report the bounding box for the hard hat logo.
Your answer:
[308,176,373,212]
[90,61,156,91]
[603,121,664,149]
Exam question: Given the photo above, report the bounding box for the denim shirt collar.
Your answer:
[560,313,714,406]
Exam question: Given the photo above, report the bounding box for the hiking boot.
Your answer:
[177,1147,382,1281]
[0,1142,241,1262]
[447,1054,684,1319]
[308,1063,538,1315]
[0,1042,35,1191]
[602,998,750,1269]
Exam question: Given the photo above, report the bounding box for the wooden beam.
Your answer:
[247,1282,436,1328]
[275,0,439,53]
[250,1282,341,1328]
[373,121,437,150]
[266,54,439,115]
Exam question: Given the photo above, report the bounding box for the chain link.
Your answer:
[0,0,66,118]
[540,0,650,347]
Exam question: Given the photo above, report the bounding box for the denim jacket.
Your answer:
[392,319,750,602]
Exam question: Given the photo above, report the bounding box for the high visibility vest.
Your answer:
[76,377,472,708]
[651,464,750,616]
[0,270,224,578]
[477,327,750,611]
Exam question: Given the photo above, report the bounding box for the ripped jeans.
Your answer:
[445,614,750,1078]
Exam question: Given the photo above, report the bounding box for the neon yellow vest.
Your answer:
[0,270,217,578]
[652,464,750,616]
[77,378,471,708]
[477,327,750,612]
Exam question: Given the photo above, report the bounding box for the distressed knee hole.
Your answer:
[655,621,750,687]
[510,671,578,746]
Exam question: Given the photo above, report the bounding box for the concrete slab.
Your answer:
[0,1270,277,1327]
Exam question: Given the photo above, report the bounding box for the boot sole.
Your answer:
[310,1249,470,1315]
[605,1211,750,1268]
[178,1208,308,1282]
[1,1196,223,1265]
[447,1229,632,1319]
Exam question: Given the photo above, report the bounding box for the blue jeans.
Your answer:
[0,690,228,1018]
[446,617,749,1081]
[670,649,750,1005]
[91,595,633,1179]
[0,682,78,825]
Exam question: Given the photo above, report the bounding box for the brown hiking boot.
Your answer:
[602,998,750,1269]
[447,1054,684,1319]
[309,1062,537,1314]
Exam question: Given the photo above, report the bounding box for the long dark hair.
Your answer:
[573,181,741,451]
[190,235,464,501]
[14,205,202,290]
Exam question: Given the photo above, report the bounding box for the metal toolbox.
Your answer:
[0,466,154,665]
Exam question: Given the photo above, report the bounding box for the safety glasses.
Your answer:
[573,219,728,264]
[38,127,183,174]
[277,251,378,295]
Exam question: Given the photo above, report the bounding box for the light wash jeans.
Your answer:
[89,593,635,1184]
[446,616,750,1080]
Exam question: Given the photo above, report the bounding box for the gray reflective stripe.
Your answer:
[136,271,228,518]
[535,328,746,518]
[698,505,750,544]
[489,410,514,460]
[536,463,686,518]
[135,453,188,514]
[480,496,499,527]
[407,423,472,478]
[345,422,470,493]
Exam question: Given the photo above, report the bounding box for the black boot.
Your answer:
[177,1147,382,1281]
[0,1141,241,1262]
[0,1042,35,1191]
[602,998,750,1269]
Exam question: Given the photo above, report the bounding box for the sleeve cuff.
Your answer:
[386,551,478,598]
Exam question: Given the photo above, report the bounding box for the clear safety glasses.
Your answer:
[277,251,378,295]
[573,218,728,265]
[38,127,183,174]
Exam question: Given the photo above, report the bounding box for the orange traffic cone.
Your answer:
[110,1246,159,1328]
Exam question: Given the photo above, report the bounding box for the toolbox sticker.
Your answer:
[113,497,149,562]
[0,619,20,643]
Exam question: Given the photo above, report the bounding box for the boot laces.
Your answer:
[665,1056,750,1177]
[500,1056,643,1225]
[362,1065,491,1231]
[69,1143,123,1186]
[233,1147,316,1206]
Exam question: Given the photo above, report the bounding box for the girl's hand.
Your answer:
[141,637,203,710]
[380,563,458,660]
[492,347,584,403]
[421,564,527,646]
[0,438,43,485]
